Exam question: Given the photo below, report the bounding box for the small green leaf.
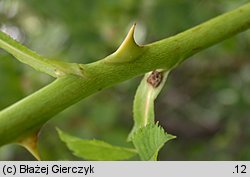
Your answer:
[57,128,137,160]
[132,123,175,161]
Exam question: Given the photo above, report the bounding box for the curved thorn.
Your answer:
[18,132,41,161]
[106,23,144,63]
[115,23,139,53]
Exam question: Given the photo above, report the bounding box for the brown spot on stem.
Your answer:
[147,70,163,88]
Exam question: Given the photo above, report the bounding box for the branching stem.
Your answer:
[0,3,250,146]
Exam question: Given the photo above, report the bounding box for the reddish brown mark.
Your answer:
[146,70,163,88]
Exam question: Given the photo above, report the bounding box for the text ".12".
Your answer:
[234,165,247,174]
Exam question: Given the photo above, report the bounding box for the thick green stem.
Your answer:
[0,3,250,146]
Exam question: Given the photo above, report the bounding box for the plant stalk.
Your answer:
[0,3,250,146]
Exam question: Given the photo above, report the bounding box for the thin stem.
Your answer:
[0,31,84,77]
[128,70,169,140]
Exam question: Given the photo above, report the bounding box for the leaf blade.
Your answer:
[57,128,137,161]
[132,123,175,161]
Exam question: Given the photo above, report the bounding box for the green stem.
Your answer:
[128,70,169,140]
[0,3,250,146]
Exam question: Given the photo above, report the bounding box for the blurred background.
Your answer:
[0,0,250,160]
